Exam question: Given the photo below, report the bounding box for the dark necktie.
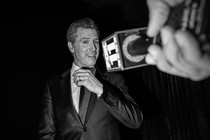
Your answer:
[78,67,95,124]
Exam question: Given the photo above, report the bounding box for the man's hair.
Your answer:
[66,18,100,43]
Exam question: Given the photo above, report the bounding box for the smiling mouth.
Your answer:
[87,52,97,57]
[87,55,96,59]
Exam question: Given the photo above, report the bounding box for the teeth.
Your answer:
[87,54,96,57]
[87,52,97,57]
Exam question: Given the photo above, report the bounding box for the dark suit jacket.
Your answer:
[38,66,143,140]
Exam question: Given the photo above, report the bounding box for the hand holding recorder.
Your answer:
[145,0,210,81]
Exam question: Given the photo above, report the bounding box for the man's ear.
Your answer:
[67,42,74,53]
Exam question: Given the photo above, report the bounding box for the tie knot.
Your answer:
[81,67,95,74]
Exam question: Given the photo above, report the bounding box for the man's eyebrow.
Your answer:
[80,37,99,41]
[80,37,90,40]
[79,37,89,42]
[82,37,90,39]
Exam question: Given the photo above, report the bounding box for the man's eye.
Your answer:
[94,41,99,45]
[83,40,89,44]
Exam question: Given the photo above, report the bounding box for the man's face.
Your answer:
[69,27,100,68]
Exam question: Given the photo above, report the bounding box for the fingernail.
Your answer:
[145,54,156,65]
[161,27,174,45]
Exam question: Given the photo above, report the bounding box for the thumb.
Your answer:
[147,1,170,37]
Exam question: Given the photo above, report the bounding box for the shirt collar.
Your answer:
[71,63,96,75]
[71,63,80,77]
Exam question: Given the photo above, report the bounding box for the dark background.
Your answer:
[3,1,210,140]
[3,0,148,139]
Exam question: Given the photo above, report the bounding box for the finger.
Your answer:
[147,0,184,37]
[200,43,210,71]
[162,0,184,6]
[175,31,210,71]
[74,72,90,79]
[147,44,163,58]
[79,76,88,81]
[145,53,156,65]
[147,0,170,37]
[161,27,199,76]
[76,80,85,87]
[145,44,162,64]
[73,69,87,77]
[75,76,91,89]
[73,69,92,77]
[189,70,210,81]
[146,37,189,78]
[174,32,210,81]
[147,0,184,8]
[155,50,189,78]
[175,30,200,62]
[73,75,81,85]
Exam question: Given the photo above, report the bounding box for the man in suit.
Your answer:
[38,18,143,140]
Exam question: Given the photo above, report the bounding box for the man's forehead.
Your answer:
[76,28,98,39]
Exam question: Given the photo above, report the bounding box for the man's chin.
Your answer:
[86,59,96,67]
[89,61,96,67]
[87,56,97,61]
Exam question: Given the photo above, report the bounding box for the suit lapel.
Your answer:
[83,69,102,125]
[59,67,105,126]
[79,86,91,124]
[60,69,82,125]
[84,92,97,125]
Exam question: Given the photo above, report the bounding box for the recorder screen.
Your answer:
[102,36,122,70]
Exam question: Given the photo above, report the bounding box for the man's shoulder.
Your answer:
[47,69,70,84]
[104,71,121,77]
[96,65,122,79]
[103,71,124,81]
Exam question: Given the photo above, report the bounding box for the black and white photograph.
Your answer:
[3,0,210,140]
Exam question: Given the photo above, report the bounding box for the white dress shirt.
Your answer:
[71,63,81,113]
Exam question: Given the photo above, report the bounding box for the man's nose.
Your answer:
[90,41,97,51]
